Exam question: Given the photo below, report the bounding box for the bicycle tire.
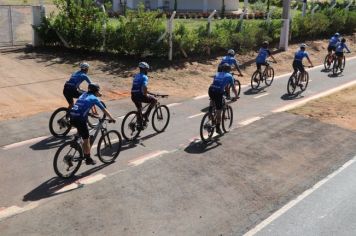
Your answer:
[342,55,346,70]
[287,74,297,95]
[121,111,141,141]
[324,55,332,70]
[88,101,107,128]
[251,71,261,89]
[300,72,309,92]
[53,141,83,178]
[200,112,214,142]
[332,59,339,75]
[234,79,241,97]
[264,67,274,86]
[49,107,71,137]
[222,105,233,133]
[152,105,170,133]
[97,130,122,163]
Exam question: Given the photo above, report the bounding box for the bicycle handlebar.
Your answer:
[148,92,169,98]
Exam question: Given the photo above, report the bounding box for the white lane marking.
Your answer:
[54,174,107,194]
[167,103,182,107]
[117,115,125,119]
[188,112,205,119]
[244,156,356,236]
[0,202,39,221]
[194,94,208,100]
[239,116,263,126]
[128,150,169,166]
[273,79,356,112]
[253,93,269,99]
[2,136,49,150]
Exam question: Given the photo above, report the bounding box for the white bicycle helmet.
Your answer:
[300,43,307,48]
[228,49,235,55]
[138,62,150,69]
[79,62,90,70]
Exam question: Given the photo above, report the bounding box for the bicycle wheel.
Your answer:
[152,105,170,133]
[53,141,83,178]
[341,55,346,70]
[234,79,241,97]
[332,59,339,75]
[121,111,141,141]
[287,74,297,95]
[264,67,274,86]
[200,113,214,142]
[324,55,332,70]
[300,72,309,92]
[49,107,71,137]
[88,102,106,128]
[222,105,233,133]
[97,130,122,163]
[251,71,261,89]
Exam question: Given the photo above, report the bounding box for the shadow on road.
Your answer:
[184,138,221,154]
[23,164,110,202]
[30,136,72,150]
[244,87,267,95]
[280,93,304,100]
[328,72,343,78]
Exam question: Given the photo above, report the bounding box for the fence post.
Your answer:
[208,10,216,35]
[311,4,319,16]
[168,11,176,61]
[32,5,45,47]
[345,0,353,11]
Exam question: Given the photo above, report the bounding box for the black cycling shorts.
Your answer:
[335,51,344,57]
[208,87,224,110]
[256,62,268,71]
[293,60,305,73]
[70,118,89,139]
[63,84,82,105]
[131,93,157,110]
[327,45,336,53]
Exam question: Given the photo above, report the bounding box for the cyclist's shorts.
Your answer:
[63,84,82,105]
[256,62,268,71]
[327,45,336,52]
[70,117,89,139]
[208,87,224,110]
[335,51,344,57]
[292,60,304,73]
[131,93,157,110]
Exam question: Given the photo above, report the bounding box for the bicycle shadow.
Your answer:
[321,68,331,73]
[184,137,222,154]
[280,93,304,100]
[30,136,72,151]
[328,72,343,78]
[244,87,267,95]
[23,164,109,202]
[119,132,160,150]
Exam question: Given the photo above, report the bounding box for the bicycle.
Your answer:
[53,110,122,178]
[251,61,275,89]
[121,94,170,141]
[226,73,242,98]
[49,102,103,137]
[287,66,311,96]
[200,96,235,143]
[332,54,347,75]
[324,52,337,70]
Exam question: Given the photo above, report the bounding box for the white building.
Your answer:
[113,0,239,12]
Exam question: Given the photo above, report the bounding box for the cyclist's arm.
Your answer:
[345,44,351,53]
[234,62,243,76]
[94,99,115,122]
[269,54,277,63]
[306,56,313,67]
[230,77,238,98]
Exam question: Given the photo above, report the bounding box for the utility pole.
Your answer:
[279,0,291,50]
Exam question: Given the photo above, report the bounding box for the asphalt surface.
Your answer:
[0,57,355,235]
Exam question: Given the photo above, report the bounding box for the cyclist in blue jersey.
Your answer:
[335,38,351,72]
[218,49,243,76]
[131,62,157,128]
[293,44,314,87]
[63,62,92,109]
[208,63,238,135]
[70,83,116,165]
[327,33,340,55]
[255,41,277,73]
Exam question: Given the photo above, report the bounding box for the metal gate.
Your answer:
[0,5,32,47]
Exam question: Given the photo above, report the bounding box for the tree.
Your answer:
[221,0,226,17]
[174,0,178,11]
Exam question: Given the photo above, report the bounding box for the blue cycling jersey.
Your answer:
[294,50,309,61]
[220,55,238,67]
[335,42,351,53]
[256,48,271,64]
[70,92,105,121]
[210,72,234,93]
[131,73,148,94]
[329,36,340,47]
[65,71,92,89]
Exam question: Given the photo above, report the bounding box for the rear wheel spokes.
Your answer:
[53,141,83,178]
[49,107,71,137]
[97,130,122,163]
[251,71,261,89]
[200,113,214,142]
[287,74,297,95]
[121,111,141,141]
[152,105,170,133]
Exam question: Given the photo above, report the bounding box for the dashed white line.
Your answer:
[167,103,182,107]
[188,113,205,119]
[239,116,263,126]
[0,202,39,221]
[253,93,269,99]
[128,150,169,166]
[117,115,125,119]
[194,94,208,100]
[2,136,49,150]
[244,156,356,236]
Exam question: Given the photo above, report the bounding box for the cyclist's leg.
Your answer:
[131,94,143,123]
[212,91,224,134]
[63,86,75,110]
[292,60,298,76]
[141,94,157,120]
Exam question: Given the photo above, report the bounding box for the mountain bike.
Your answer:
[200,96,235,143]
[53,114,122,178]
[251,61,276,89]
[332,54,347,75]
[49,103,103,137]
[226,73,242,98]
[121,94,170,141]
[324,52,337,70]
[287,66,311,96]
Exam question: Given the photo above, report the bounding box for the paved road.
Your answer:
[0,57,355,235]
